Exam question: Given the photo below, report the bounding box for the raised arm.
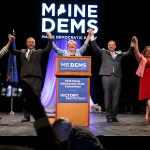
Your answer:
[78,28,94,55]
[5,34,15,49]
[46,32,53,39]
[84,28,92,45]
[132,36,142,62]
[9,34,21,56]
[50,33,64,56]
[122,36,137,57]
[0,34,15,58]
[40,32,53,54]
[90,29,103,56]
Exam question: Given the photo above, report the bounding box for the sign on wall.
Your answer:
[41,2,99,39]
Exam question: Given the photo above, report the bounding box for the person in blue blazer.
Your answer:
[52,28,92,56]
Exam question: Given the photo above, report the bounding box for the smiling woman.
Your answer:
[51,29,91,56]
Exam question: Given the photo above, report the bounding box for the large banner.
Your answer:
[58,78,88,103]
[41,2,99,39]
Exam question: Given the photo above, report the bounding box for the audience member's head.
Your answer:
[52,117,105,150]
[52,117,73,142]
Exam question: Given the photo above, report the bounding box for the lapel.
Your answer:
[115,50,122,59]
[109,51,120,60]
[24,49,28,54]
[106,50,112,57]
[107,51,114,59]
[22,49,28,60]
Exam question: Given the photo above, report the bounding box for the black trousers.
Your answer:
[21,76,41,118]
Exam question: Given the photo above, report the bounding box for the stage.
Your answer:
[0,112,149,149]
[0,112,150,136]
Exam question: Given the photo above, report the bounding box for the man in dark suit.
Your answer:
[11,32,53,122]
[90,31,135,122]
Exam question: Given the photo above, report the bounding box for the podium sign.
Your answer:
[55,56,91,126]
[58,78,88,103]
[56,56,91,76]
[58,60,89,72]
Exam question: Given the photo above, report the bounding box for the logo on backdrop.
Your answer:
[41,3,98,39]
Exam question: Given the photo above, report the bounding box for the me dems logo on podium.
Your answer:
[59,59,89,72]
[56,56,91,126]
[56,56,91,103]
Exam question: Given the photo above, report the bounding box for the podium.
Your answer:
[55,56,92,126]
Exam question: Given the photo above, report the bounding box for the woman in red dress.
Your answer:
[133,36,150,122]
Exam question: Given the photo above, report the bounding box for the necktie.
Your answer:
[27,50,32,61]
[112,52,115,59]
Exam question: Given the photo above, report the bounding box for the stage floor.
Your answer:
[0,112,149,136]
[0,112,149,149]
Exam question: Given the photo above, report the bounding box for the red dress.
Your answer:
[139,60,150,100]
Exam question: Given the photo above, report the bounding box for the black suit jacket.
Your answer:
[11,39,52,78]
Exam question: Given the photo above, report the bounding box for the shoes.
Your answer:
[112,117,119,122]
[21,117,30,122]
[107,116,119,123]
[107,118,113,123]
[145,118,150,122]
